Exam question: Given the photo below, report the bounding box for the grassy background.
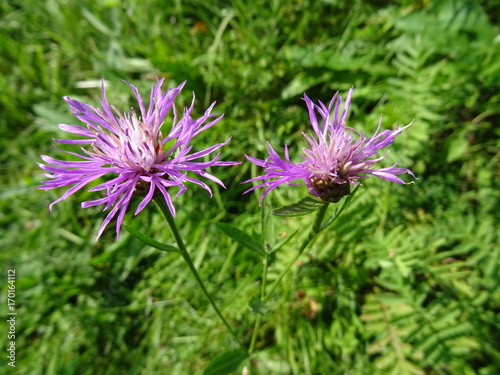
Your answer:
[1,0,499,374]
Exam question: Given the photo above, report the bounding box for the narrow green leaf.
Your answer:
[216,222,266,257]
[123,224,180,253]
[271,196,325,216]
[203,349,248,375]
[81,8,113,36]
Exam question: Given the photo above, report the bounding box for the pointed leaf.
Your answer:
[123,224,180,253]
[203,349,248,375]
[272,196,325,216]
[216,222,266,257]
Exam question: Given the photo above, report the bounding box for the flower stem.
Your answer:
[264,187,359,300]
[264,203,329,299]
[248,189,359,355]
[153,196,242,347]
[248,255,269,354]
[319,185,359,231]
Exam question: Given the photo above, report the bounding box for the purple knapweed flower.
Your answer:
[38,78,238,239]
[244,88,415,203]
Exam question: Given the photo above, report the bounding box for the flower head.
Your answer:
[38,78,238,238]
[244,88,415,203]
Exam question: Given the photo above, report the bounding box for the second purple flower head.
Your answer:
[244,88,415,203]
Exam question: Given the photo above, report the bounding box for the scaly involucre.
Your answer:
[38,79,238,238]
[244,88,415,203]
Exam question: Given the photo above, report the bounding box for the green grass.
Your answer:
[1,0,499,374]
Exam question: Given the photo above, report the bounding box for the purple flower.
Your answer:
[38,78,238,239]
[244,88,415,203]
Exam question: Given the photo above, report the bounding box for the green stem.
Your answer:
[319,185,359,231]
[248,189,359,354]
[264,203,330,299]
[153,196,242,347]
[248,255,269,354]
